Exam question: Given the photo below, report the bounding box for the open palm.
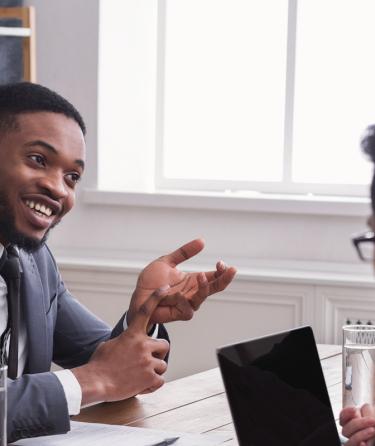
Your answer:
[127,239,236,326]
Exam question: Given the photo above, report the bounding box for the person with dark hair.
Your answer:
[340,124,375,446]
[0,82,237,442]
[0,81,86,134]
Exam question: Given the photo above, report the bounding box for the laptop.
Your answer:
[217,326,342,446]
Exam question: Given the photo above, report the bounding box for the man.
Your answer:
[340,124,375,446]
[0,82,236,442]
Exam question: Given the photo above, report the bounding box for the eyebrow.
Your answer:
[25,140,85,171]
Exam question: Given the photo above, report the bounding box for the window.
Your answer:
[98,0,374,197]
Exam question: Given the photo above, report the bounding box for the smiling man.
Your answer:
[0,112,83,250]
[0,82,236,442]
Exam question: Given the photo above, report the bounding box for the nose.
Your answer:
[36,171,68,200]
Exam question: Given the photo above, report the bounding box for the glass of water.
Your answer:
[343,325,375,408]
[0,366,6,446]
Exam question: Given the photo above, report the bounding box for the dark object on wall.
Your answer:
[0,0,23,83]
[0,0,23,8]
[0,1,23,5]
[0,1,36,85]
[0,16,23,84]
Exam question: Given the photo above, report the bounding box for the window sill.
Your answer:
[83,188,370,217]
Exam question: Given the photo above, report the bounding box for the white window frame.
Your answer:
[89,0,372,217]
[153,0,368,197]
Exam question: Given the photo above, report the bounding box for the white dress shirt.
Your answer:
[0,243,159,415]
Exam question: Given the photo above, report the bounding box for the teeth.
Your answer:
[25,200,53,217]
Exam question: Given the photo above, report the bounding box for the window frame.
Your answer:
[153,0,368,198]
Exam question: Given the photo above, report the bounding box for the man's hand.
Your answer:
[72,288,171,406]
[127,238,237,327]
[340,404,375,446]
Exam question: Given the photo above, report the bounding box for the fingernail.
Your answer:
[155,285,170,296]
[219,260,226,270]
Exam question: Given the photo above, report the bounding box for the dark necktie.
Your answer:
[0,246,21,379]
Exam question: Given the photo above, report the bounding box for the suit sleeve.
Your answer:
[8,372,71,442]
[7,275,112,442]
[8,246,169,442]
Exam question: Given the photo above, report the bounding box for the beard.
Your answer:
[0,192,51,252]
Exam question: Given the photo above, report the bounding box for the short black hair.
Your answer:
[0,82,86,135]
[361,124,375,213]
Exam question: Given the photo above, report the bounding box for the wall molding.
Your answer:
[317,286,375,343]
[57,255,375,288]
[58,258,375,378]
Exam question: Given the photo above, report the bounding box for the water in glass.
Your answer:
[343,325,375,408]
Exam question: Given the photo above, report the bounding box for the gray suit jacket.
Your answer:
[8,245,169,443]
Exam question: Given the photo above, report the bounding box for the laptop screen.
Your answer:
[217,326,341,446]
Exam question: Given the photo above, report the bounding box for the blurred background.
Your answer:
[1,0,374,380]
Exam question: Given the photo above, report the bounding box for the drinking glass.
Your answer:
[343,325,375,408]
[0,366,6,446]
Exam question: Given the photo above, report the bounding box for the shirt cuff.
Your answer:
[123,311,159,338]
[54,369,82,416]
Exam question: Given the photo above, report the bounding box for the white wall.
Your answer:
[24,0,375,379]
[23,0,369,265]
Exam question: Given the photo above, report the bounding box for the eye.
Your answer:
[29,154,46,166]
[65,172,81,185]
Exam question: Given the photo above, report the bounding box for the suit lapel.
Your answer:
[20,251,49,373]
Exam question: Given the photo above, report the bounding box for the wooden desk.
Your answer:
[74,344,343,445]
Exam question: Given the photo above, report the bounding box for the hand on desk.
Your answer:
[127,238,237,328]
[72,288,171,406]
[340,404,375,446]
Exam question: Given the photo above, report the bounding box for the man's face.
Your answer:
[0,112,85,251]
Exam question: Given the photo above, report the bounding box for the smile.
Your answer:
[25,200,53,217]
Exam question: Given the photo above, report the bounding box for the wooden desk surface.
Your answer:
[74,344,342,446]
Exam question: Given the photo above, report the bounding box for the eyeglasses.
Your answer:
[352,231,375,262]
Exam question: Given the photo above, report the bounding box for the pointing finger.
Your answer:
[129,285,170,333]
[163,238,205,267]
